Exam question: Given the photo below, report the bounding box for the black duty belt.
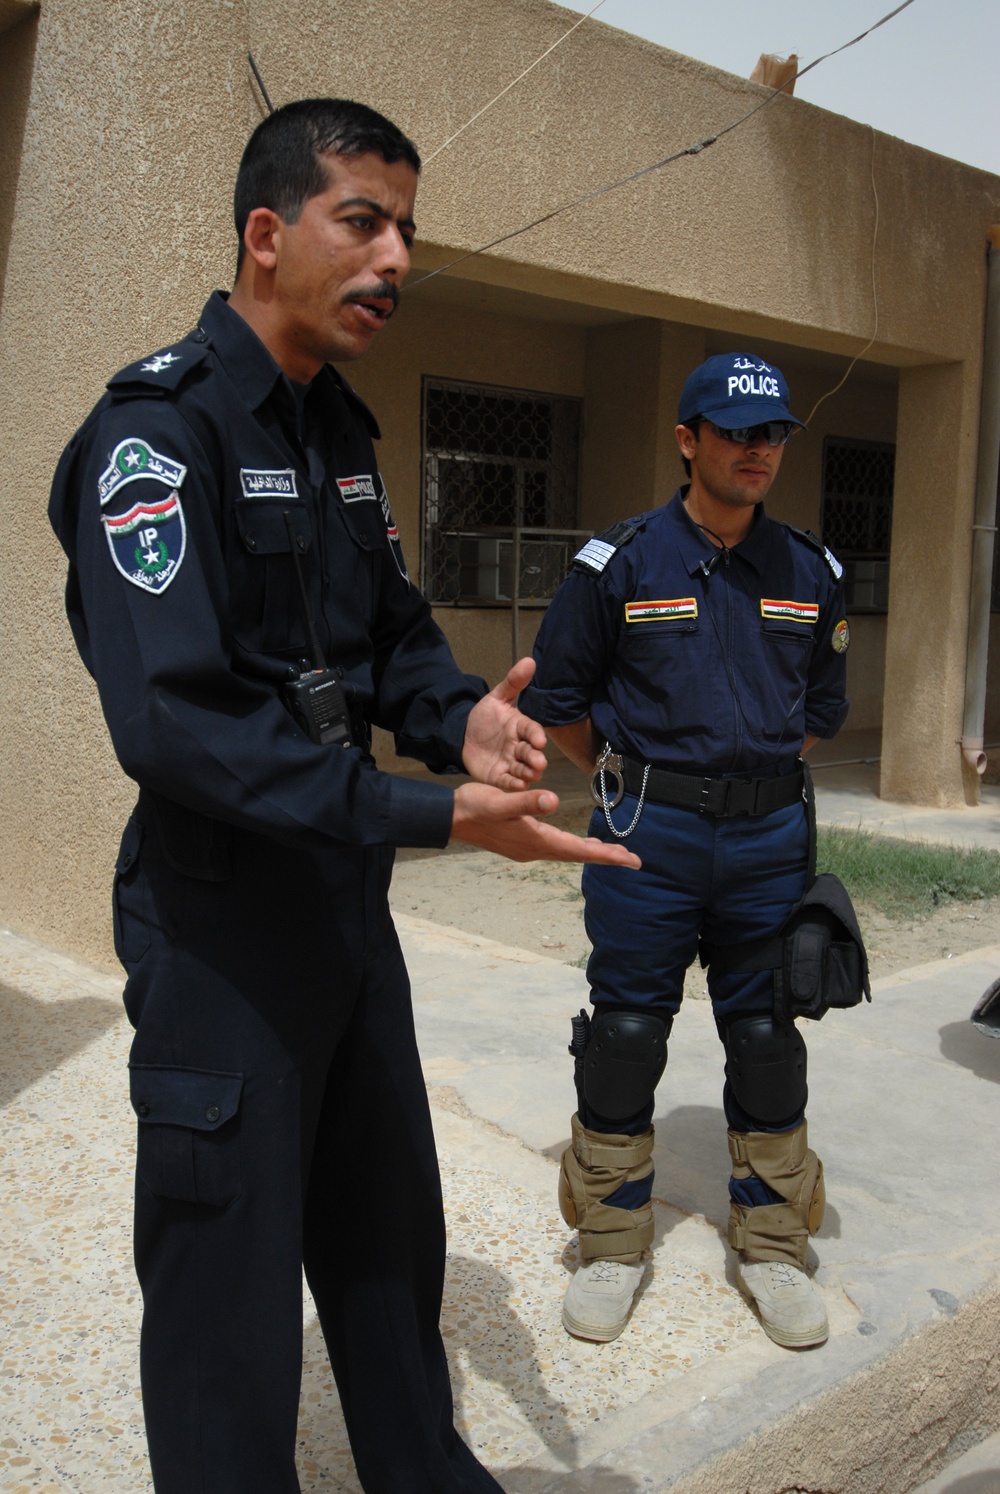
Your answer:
[618,756,804,818]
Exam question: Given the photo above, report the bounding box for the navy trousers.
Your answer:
[115,798,502,1494]
[580,794,810,1134]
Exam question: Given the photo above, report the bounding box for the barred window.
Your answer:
[421,377,582,605]
[821,436,895,612]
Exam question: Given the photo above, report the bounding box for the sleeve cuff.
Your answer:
[518,683,592,727]
[385,773,455,848]
[805,699,850,740]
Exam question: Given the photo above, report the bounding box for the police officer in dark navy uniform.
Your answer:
[48,99,638,1494]
[520,353,850,1350]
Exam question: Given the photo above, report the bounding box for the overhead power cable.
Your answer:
[802,126,881,428]
[422,0,610,166]
[409,0,919,289]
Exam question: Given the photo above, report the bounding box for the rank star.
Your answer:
[141,352,180,373]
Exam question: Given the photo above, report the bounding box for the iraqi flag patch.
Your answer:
[625,598,698,623]
[337,474,377,502]
[103,494,187,593]
[760,598,819,624]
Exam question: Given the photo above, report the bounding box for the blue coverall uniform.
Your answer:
[48,291,503,1494]
[520,490,848,1226]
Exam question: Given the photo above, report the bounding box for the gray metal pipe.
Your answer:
[961,226,1000,777]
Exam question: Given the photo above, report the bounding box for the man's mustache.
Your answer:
[344,280,401,315]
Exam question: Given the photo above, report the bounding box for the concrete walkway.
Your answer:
[1,760,999,1492]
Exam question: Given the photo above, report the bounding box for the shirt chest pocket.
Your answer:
[761,617,814,650]
[760,616,814,689]
[622,613,701,655]
[230,496,314,655]
[329,497,379,620]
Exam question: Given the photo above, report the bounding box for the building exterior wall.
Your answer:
[348,293,588,762]
[2,0,999,964]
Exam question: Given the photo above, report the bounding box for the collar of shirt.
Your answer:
[197,291,381,442]
[197,290,331,421]
[668,487,771,576]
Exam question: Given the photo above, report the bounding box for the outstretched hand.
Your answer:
[462,657,549,791]
[451,782,641,867]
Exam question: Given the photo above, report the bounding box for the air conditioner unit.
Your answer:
[458,536,513,601]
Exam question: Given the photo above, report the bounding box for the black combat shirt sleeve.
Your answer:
[50,396,465,850]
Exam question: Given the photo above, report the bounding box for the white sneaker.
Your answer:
[737,1259,829,1348]
[562,1259,645,1342]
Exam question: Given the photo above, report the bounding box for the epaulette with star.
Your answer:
[786,524,844,581]
[106,330,211,400]
[572,518,640,575]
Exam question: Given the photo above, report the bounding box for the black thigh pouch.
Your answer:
[129,1064,244,1207]
[701,872,871,1022]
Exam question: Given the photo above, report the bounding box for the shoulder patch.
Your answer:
[102,491,187,594]
[380,478,409,583]
[821,544,843,580]
[786,524,844,581]
[107,334,211,397]
[99,438,187,508]
[572,519,639,575]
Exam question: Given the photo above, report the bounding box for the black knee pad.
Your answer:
[721,1014,807,1126]
[579,1006,670,1122]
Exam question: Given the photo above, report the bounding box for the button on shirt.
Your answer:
[520,490,848,775]
[49,292,486,850]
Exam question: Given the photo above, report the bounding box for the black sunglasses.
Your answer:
[706,420,795,447]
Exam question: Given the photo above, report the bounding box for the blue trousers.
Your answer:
[581,794,810,1137]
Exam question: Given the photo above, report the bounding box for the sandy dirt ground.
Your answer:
[391,844,1000,985]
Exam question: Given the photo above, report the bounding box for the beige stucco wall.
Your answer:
[2,0,998,964]
[0,1,253,966]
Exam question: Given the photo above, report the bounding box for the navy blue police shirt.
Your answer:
[49,291,487,849]
[520,490,849,775]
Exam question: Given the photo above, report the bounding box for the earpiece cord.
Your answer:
[699,551,809,763]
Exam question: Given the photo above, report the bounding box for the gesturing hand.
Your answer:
[450,782,641,867]
[461,657,549,791]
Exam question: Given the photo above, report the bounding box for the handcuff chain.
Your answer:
[597,746,649,839]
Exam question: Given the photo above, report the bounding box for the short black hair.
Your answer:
[233,97,421,274]
[680,418,702,478]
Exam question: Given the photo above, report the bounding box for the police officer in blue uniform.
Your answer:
[48,99,638,1494]
[520,353,849,1350]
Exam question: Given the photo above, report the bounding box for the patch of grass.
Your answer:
[816,825,1000,920]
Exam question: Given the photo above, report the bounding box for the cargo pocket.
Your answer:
[129,1064,244,1208]
[112,817,150,971]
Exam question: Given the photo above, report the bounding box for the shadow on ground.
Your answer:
[938,1020,1000,1084]
[0,983,122,1106]
[296,1254,633,1489]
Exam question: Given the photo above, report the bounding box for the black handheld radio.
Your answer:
[281,510,354,748]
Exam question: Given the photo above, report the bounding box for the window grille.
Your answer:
[821,437,895,612]
[422,377,582,605]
